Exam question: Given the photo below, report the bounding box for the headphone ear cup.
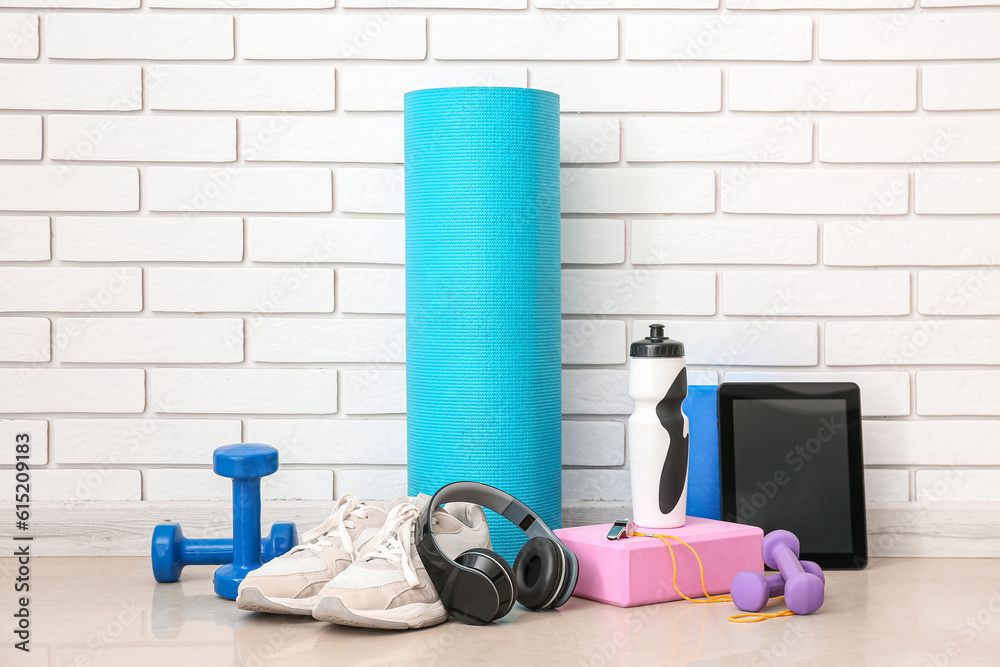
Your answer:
[453,548,518,623]
[513,537,564,611]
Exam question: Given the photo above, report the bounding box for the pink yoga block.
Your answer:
[555,518,764,608]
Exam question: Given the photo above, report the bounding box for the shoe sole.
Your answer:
[236,588,317,616]
[312,597,447,630]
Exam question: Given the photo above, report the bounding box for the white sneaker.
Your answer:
[311,500,491,630]
[237,494,399,615]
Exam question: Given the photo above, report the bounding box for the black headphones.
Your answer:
[414,481,579,626]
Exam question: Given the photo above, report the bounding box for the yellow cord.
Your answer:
[629,531,795,623]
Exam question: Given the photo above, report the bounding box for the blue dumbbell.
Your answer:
[150,522,297,585]
[150,444,298,600]
[212,444,292,600]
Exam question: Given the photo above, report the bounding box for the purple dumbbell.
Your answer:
[731,560,825,613]
[761,530,825,614]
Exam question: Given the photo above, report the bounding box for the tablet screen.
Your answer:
[731,398,852,554]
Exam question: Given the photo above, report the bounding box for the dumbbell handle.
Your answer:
[232,477,264,571]
[763,561,825,597]
[180,537,285,566]
[774,544,805,579]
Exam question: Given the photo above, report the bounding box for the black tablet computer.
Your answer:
[718,382,867,570]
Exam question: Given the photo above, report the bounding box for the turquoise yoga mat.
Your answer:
[404,87,561,561]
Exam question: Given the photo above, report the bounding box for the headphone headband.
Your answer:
[414,481,579,623]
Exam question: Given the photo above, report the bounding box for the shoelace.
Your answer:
[364,504,421,588]
[290,494,371,557]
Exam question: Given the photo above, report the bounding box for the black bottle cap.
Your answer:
[630,324,684,358]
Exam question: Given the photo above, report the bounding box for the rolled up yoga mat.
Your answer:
[404,87,561,561]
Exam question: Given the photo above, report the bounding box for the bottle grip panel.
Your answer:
[655,367,689,515]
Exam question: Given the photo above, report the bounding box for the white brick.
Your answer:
[49,116,236,163]
[562,168,714,214]
[537,0,717,6]
[561,117,619,164]
[0,318,49,362]
[634,219,816,265]
[916,169,1000,214]
[0,15,36,58]
[724,371,910,416]
[341,66,526,111]
[626,15,810,61]
[626,117,811,163]
[688,370,719,385]
[146,167,332,213]
[865,420,1000,466]
[916,470,1000,502]
[0,0,135,5]
[242,14,424,60]
[243,117,402,163]
[340,268,405,314]
[563,369,632,415]
[918,371,1000,415]
[722,168,908,215]
[825,220,1000,267]
[562,319,626,365]
[349,0,522,4]
[0,65,140,111]
[563,469,631,502]
[55,419,242,464]
[335,468,406,501]
[536,67,721,112]
[819,14,1000,61]
[152,369,337,415]
[338,168,404,214]
[150,66,335,112]
[343,369,406,415]
[149,268,334,313]
[634,320,819,366]
[48,14,232,60]
[827,321,1000,366]
[0,116,40,159]
[865,470,909,503]
[1,469,140,502]
[0,166,138,212]
[56,217,243,262]
[563,420,625,466]
[724,270,910,316]
[151,0,332,5]
[730,66,916,112]
[57,318,243,364]
[924,65,1000,111]
[919,270,1000,315]
[732,0,910,6]
[435,15,616,60]
[0,420,47,465]
[563,269,715,315]
[916,467,1000,503]
[248,218,403,264]
[251,319,405,363]
[562,219,625,264]
[246,419,407,465]
[0,369,144,413]
[0,217,48,261]
[821,117,1000,164]
[147,469,332,502]
[0,268,141,313]
[922,0,999,5]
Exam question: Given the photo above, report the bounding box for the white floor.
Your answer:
[2,557,999,666]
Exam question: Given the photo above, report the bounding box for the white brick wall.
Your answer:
[0,2,996,554]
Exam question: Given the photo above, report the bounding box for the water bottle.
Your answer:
[628,324,689,530]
